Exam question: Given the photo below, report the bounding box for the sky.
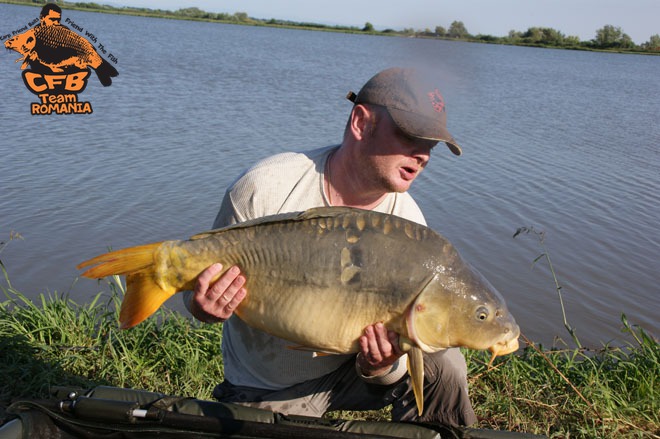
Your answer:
[110,0,659,45]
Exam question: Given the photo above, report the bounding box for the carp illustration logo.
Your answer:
[4,3,118,115]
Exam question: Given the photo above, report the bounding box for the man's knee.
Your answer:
[423,348,468,385]
[391,348,476,426]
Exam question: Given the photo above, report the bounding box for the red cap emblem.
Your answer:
[427,89,445,113]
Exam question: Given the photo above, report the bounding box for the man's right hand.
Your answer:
[190,263,247,323]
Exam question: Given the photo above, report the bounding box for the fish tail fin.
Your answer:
[77,243,161,278]
[95,58,118,87]
[119,271,175,329]
[77,242,175,329]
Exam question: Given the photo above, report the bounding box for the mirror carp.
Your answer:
[78,206,520,414]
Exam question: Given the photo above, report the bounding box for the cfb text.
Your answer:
[21,71,90,94]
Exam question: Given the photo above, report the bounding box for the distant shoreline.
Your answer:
[2,0,658,56]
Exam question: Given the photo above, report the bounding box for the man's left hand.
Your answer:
[357,322,404,376]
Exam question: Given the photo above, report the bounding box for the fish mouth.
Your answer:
[487,337,520,367]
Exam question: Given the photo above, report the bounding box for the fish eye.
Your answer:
[475,306,489,321]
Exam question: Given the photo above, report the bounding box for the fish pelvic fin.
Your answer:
[399,336,425,415]
[406,345,425,415]
[286,345,339,357]
[77,242,174,329]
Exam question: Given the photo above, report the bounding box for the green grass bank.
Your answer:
[1,271,657,438]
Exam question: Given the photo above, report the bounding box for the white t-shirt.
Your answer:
[209,145,426,390]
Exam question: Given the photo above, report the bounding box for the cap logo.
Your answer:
[427,89,445,113]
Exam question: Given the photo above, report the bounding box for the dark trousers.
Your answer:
[213,348,477,427]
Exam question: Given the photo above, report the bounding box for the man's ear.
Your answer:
[349,104,372,141]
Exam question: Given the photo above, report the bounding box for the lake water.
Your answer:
[1,4,658,348]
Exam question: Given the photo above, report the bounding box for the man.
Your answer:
[39,3,64,27]
[184,67,477,427]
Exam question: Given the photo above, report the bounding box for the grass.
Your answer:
[465,323,658,437]
[0,279,225,403]
[1,238,658,438]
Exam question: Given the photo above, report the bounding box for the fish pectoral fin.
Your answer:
[406,346,425,415]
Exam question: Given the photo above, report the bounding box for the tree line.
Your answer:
[422,20,659,52]
[14,1,660,53]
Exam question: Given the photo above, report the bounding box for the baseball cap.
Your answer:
[347,67,462,156]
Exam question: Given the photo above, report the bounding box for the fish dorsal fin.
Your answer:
[189,207,368,240]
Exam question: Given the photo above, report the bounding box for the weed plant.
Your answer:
[1,235,658,438]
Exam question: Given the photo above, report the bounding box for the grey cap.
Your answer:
[347,67,462,156]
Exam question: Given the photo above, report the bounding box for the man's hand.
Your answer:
[357,322,404,376]
[190,263,247,323]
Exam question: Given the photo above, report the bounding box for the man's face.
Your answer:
[360,108,437,194]
[41,10,62,26]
